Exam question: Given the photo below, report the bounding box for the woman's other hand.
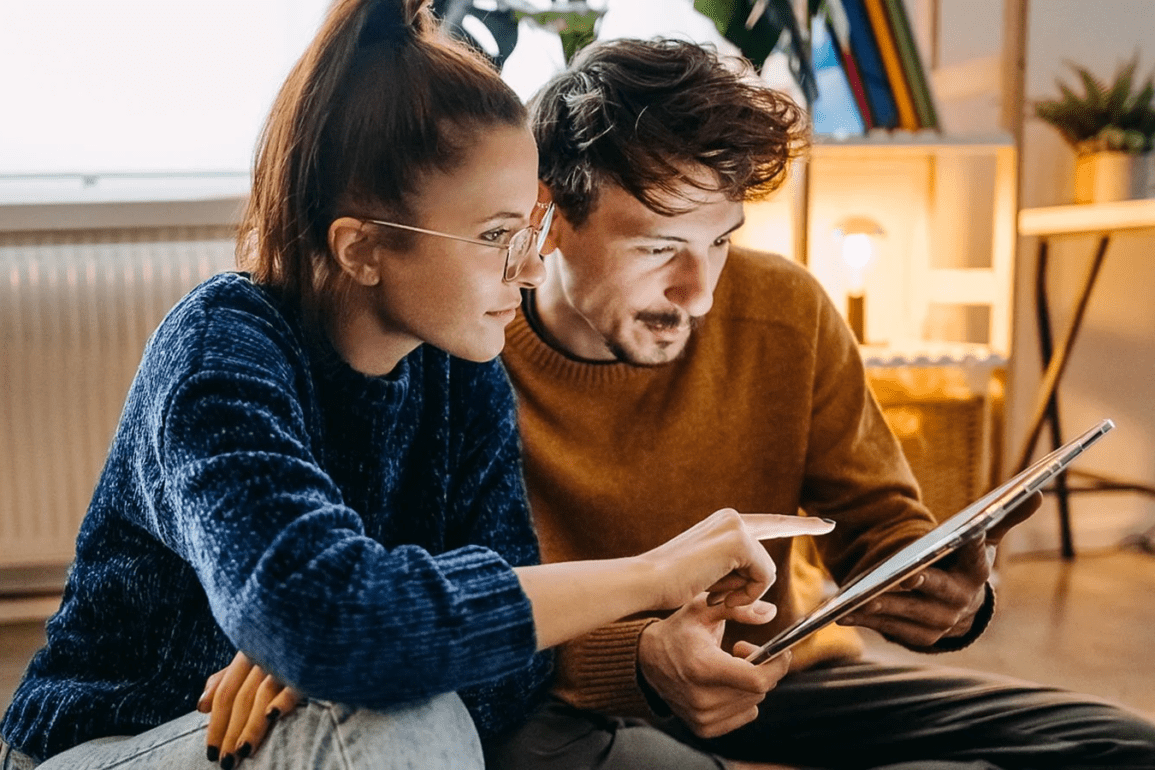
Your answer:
[198,650,302,768]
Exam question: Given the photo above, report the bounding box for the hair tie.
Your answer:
[359,0,419,48]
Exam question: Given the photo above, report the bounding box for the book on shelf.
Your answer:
[881,0,939,130]
[822,0,874,129]
[811,0,939,134]
[862,0,919,130]
[837,0,899,129]
[811,19,868,134]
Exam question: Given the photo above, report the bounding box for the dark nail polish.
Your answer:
[220,754,235,770]
[207,746,219,763]
[266,707,280,723]
[237,743,252,759]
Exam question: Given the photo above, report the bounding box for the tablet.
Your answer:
[745,417,1115,665]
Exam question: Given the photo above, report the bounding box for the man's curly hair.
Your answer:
[529,37,810,226]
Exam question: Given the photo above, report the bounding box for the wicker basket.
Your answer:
[868,366,1003,522]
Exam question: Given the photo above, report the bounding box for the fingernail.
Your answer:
[197,688,210,708]
[706,593,725,606]
[267,707,281,723]
[221,754,235,770]
[821,518,836,525]
[753,601,774,614]
[237,743,252,759]
[207,746,219,762]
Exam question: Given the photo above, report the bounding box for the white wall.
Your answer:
[1005,0,1155,553]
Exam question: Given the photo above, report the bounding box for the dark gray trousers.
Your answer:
[485,661,1155,770]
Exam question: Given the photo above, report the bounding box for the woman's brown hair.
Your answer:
[239,0,526,329]
[529,38,809,227]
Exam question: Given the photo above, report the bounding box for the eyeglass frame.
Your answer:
[360,202,555,283]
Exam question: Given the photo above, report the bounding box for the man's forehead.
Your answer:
[587,183,741,238]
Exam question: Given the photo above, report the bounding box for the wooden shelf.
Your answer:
[1019,199,1155,237]
[812,133,1014,159]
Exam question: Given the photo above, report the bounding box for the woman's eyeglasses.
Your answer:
[362,202,555,283]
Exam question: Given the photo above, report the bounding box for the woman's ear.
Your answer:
[328,217,380,286]
[537,181,560,255]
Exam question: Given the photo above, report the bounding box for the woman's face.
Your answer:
[345,125,544,372]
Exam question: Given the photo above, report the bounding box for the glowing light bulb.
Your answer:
[832,217,884,344]
[841,232,874,294]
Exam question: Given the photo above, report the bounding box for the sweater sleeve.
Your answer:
[550,617,660,718]
[157,353,539,711]
[801,286,939,583]
[448,360,555,737]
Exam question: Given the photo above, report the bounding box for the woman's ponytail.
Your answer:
[238,0,433,323]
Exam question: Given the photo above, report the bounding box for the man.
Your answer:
[489,37,1155,769]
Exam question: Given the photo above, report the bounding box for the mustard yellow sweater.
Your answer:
[502,247,937,717]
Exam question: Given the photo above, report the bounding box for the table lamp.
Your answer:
[833,216,885,343]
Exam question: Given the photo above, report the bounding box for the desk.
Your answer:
[1017,199,1155,559]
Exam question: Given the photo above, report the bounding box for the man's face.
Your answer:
[536,177,744,366]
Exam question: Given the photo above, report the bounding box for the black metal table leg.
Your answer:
[1032,240,1074,558]
[1015,235,1111,560]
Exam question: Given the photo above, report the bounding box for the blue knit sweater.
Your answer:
[1,273,552,761]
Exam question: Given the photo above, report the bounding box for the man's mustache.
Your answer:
[634,310,699,332]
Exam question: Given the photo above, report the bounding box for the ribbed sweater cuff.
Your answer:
[907,581,997,654]
[553,617,660,719]
[437,546,539,673]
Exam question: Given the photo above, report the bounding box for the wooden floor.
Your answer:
[861,547,1155,719]
[2,548,1154,721]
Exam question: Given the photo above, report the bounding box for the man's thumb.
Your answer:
[709,599,777,626]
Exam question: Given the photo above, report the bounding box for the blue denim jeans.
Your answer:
[1,693,482,770]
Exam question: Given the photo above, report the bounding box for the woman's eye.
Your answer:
[644,246,676,257]
[713,236,731,248]
[481,228,513,244]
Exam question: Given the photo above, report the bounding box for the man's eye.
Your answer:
[644,246,676,257]
[481,228,513,243]
[713,235,732,248]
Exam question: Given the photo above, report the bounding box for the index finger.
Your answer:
[740,514,835,541]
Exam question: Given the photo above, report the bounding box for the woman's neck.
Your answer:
[326,303,419,378]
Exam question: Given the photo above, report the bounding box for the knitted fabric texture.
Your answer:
[1,273,551,761]
[502,247,938,717]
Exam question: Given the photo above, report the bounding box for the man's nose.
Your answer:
[665,252,714,318]
[510,248,547,289]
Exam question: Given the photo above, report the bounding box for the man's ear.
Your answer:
[328,217,380,286]
[537,181,561,255]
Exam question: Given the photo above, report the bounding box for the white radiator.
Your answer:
[0,226,237,571]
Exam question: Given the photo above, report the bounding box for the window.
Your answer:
[0,0,329,199]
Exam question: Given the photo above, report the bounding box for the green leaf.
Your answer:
[693,0,739,38]
[1039,58,1155,151]
[1074,65,1106,109]
[1104,57,1137,121]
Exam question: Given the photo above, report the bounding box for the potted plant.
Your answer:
[1034,56,1155,203]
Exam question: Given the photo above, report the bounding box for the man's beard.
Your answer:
[604,310,699,367]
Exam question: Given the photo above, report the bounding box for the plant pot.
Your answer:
[1073,150,1155,203]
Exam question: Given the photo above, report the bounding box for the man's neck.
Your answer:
[528,268,616,363]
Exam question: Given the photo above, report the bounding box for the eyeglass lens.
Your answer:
[503,205,554,282]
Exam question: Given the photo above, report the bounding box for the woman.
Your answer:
[0,1,828,768]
